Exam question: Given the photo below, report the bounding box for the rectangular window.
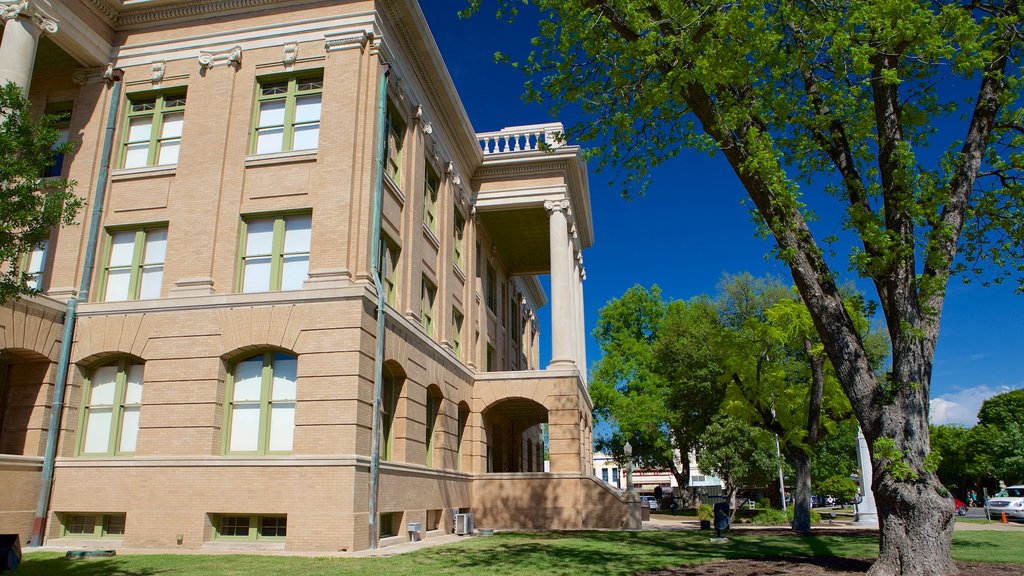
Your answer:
[451,308,463,360]
[21,240,48,290]
[453,210,465,270]
[486,344,495,372]
[79,360,144,455]
[423,162,439,235]
[486,263,497,312]
[602,468,609,482]
[122,92,186,169]
[384,100,405,186]
[252,73,322,154]
[379,234,400,307]
[43,102,72,178]
[379,512,399,538]
[420,277,436,337]
[214,515,286,540]
[612,468,620,483]
[239,213,311,293]
[62,513,126,538]
[101,227,166,302]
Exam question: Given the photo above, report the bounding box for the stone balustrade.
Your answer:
[478,122,565,155]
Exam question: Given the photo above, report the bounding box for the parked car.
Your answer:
[987,485,1024,519]
[640,496,660,511]
[954,497,968,516]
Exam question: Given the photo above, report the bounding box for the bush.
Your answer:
[751,508,788,525]
[786,506,821,525]
[697,504,714,521]
[757,497,772,509]
[816,475,859,503]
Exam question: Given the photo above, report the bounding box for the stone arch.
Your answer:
[481,397,548,473]
[0,348,58,456]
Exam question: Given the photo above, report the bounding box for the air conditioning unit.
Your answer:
[454,513,474,536]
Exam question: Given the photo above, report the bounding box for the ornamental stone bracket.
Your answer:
[151,60,166,85]
[544,199,571,216]
[72,62,114,85]
[324,30,370,52]
[1,0,58,34]
[282,42,298,69]
[198,45,242,70]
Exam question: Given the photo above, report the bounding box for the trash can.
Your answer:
[641,500,651,521]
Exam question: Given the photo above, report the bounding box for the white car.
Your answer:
[640,496,660,511]
[987,485,1024,519]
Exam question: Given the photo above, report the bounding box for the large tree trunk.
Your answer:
[873,471,956,576]
[791,450,813,533]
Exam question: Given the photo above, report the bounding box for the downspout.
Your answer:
[367,60,390,551]
[30,68,124,546]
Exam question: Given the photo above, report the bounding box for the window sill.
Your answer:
[110,165,176,181]
[423,224,440,249]
[383,173,405,205]
[244,150,317,167]
[453,265,466,284]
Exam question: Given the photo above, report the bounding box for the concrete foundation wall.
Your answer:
[0,456,43,545]
[472,474,632,531]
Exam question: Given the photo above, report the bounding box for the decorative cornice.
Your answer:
[84,0,117,25]
[116,0,299,28]
[198,45,241,69]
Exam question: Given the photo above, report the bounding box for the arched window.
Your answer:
[225,352,296,454]
[79,359,143,455]
[425,387,442,468]
[381,364,403,461]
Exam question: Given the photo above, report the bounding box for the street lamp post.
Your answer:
[624,441,634,495]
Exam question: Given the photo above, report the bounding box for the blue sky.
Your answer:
[420,2,1024,427]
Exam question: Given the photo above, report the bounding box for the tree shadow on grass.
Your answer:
[18,555,168,576]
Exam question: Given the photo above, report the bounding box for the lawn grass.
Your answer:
[17,529,1024,576]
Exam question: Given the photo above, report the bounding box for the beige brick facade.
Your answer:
[0,0,631,552]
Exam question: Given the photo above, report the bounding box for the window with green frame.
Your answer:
[122,91,185,169]
[213,515,286,541]
[101,227,166,302]
[451,308,463,360]
[78,359,143,455]
[20,240,48,290]
[43,102,72,178]
[486,343,495,372]
[384,99,404,186]
[239,213,311,293]
[252,72,322,154]
[420,277,436,337]
[224,352,296,454]
[423,162,439,235]
[379,233,400,307]
[381,364,402,461]
[453,210,465,270]
[62,513,126,538]
[425,387,441,468]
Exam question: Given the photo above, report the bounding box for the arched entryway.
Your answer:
[482,398,547,473]
[0,348,55,457]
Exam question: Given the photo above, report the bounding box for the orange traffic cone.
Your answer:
[1001,512,1008,524]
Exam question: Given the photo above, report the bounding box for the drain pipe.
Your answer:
[30,68,124,546]
[367,60,390,551]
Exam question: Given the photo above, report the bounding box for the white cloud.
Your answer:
[930,384,1018,426]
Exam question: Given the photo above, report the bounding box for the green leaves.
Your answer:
[0,81,81,303]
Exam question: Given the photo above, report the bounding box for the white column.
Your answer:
[854,427,879,526]
[545,199,574,368]
[577,258,588,381]
[0,2,57,93]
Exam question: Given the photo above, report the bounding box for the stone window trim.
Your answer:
[222,351,297,456]
[19,239,48,291]
[120,89,186,169]
[76,358,144,457]
[379,232,400,308]
[384,98,405,188]
[422,160,440,236]
[97,224,167,303]
[236,211,312,294]
[250,70,323,155]
[451,307,464,361]
[452,209,466,272]
[420,276,437,338]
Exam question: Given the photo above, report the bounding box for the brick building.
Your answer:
[0,0,631,552]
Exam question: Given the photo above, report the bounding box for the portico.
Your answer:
[474,123,593,379]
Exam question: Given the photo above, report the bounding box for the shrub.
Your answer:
[786,506,821,524]
[816,475,859,503]
[751,508,788,525]
[757,497,772,509]
[697,504,714,521]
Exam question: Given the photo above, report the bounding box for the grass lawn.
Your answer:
[17,530,1024,576]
